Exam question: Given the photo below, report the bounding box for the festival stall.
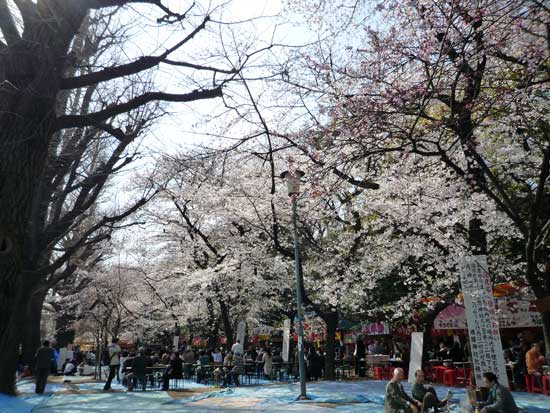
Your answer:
[433,284,543,334]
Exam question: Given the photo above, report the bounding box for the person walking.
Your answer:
[354,336,366,377]
[262,348,273,378]
[103,338,121,391]
[35,340,55,394]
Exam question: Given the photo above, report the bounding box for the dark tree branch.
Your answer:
[39,195,153,276]
[161,59,236,75]
[56,87,223,130]
[60,15,210,90]
[86,0,193,23]
[172,198,227,265]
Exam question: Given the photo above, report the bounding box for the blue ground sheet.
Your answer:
[1,379,549,412]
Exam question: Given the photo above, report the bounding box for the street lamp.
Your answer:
[280,169,308,400]
[173,323,180,352]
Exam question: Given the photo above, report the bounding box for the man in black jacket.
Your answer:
[355,336,366,377]
[127,349,152,391]
[162,352,183,390]
[35,341,55,394]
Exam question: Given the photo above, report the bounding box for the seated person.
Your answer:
[223,351,234,367]
[471,372,518,413]
[213,367,224,383]
[63,360,76,376]
[127,349,151,391]
[223,352,245,387]
[162,351,183,390]
[411,370,451,412]
[196,350,211,383]
[385,368,421,413]
[525,342,545,376]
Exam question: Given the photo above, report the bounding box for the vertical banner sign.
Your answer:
[58,348,68,373]
[459,255,508,387]
[173,335,179,352]
[282,319,290,362]
[408,332,424,383]
[237,321,246,347]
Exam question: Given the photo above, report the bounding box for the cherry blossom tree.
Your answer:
[281,0,550,351]
[0,0,271,394]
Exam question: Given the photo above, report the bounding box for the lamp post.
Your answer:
[173,323,180,352]
[280,169,308,400]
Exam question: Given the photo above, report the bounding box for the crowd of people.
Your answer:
[26,330,547,413]
[99,338,285,390]
[503,336,547,389]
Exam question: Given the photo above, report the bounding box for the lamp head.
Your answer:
[280,170,305,195]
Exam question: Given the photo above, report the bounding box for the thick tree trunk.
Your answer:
[0,7,88,393]
[0,61,58,396]
[323,312,338,380]
[21,289,48,371]
[0,275,24,395]
[219,300,233,349]
[541,310,550,359]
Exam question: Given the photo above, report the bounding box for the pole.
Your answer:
[291,196,308,400]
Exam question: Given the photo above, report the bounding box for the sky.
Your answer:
[107,0,329,197]
[105,0,322,259]
[134,0,309,156]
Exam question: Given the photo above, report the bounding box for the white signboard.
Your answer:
[172,335,179,352]
[459,255,508,387]
[57,348,68,372]
[236,321,246,347]
[408,332,424,384]
[497,296,542,328]
[434,297,542,331]
[282,319,290,362]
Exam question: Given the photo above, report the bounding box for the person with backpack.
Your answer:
[103,338,121,391]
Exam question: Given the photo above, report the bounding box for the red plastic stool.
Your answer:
[374,367,385,380]
[434,366,447,383]
[465,368,472,386]
[424,366,433,381]
[443,369,457,387]
[542,375,550,396]
[525,374,543,393]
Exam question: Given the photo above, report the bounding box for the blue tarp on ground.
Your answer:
[2,379,549,413]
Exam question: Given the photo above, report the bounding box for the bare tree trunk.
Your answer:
[0,44,60,394]
[541,311,550,359]
[0,276,24,395]
[322,312,338,380]
[21,289,48,371]
[219,300,234,349]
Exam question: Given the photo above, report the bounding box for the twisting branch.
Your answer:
[56,87,223,130]
[60,14,211,90]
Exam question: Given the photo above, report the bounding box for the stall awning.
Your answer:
[433,295,542,330]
